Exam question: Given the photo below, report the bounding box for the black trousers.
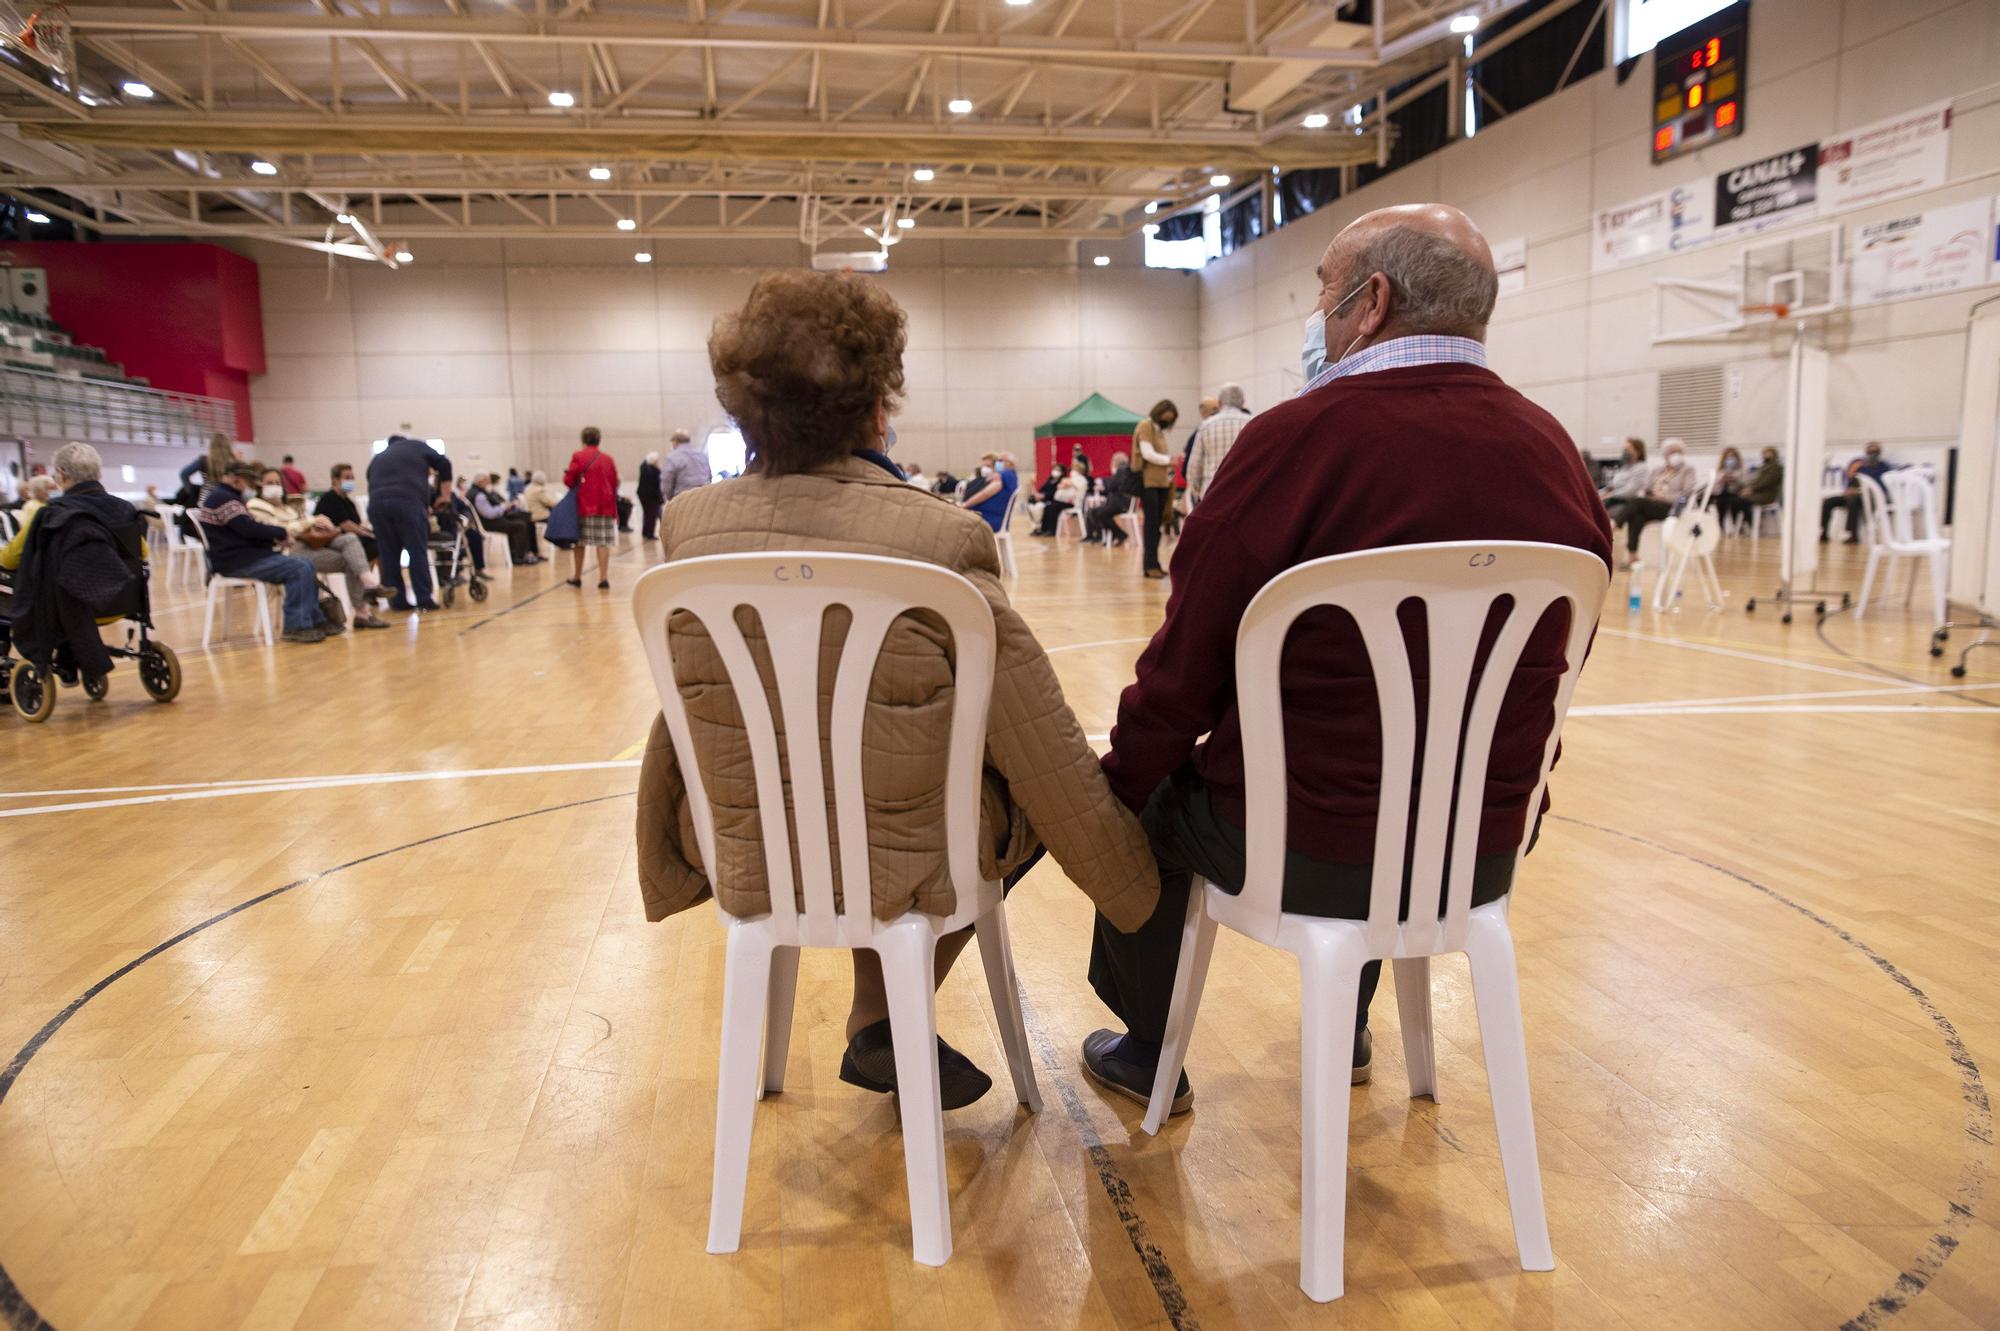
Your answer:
[1089,766,1518,1044]
[1821,491,1862,539]
[371,500,433,606]
[488,512,539,561]
[1140,486,1170,572]
[1035,500,1072,535]
[616,495,634,532]
[640,496,663,540]
[1085,497,1131,541]
[1609,496,1672,554]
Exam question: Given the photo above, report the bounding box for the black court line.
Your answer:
[1551,815,1991,1331]
[0,792,631,1331]
[1016,1003,1199,1331]
[457,579,570,633]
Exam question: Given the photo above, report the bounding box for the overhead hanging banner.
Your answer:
[1593,101,1957,271]
[1849,197,1995,306]
[1819,102,1953,212]
[1714,143,1818,235]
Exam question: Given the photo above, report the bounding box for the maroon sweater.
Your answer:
[1101,362,1613,863]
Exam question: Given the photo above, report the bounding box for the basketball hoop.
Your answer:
[1740,301,1792,321]
[0,1,71,80]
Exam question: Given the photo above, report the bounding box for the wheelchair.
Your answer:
[1,518,182,722]
[427,517,488,609]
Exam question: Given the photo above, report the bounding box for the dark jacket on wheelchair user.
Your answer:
[12,481,142,679]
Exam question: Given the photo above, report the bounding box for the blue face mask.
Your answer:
[883,424,897,455]
[340,478,357,493]
[1300,309,1329,383]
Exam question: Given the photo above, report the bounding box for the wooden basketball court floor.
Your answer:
[1,525,1996,1331]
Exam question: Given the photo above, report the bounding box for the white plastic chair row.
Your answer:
[157,505,205,591]
[1856,471,1951,624]
[466,504,514,583]
[183,513,279,647]
[631,553,1041,1269]
[1141,541,1608,1302]
[992,485,1021,579]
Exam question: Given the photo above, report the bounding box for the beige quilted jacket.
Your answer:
[634,454,1160,933]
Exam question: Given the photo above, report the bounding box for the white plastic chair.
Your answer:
[1104,508,1143,565]
[184,514,278,647]
[466,505,514,583]
[1653,472,1724,612]
[992,486,1022,578]
[630,552,1041,1269]
[158,505,204,591]
[1141,540,1608,1302]
[1856,472,1951,624]
[1054,506,1085,542]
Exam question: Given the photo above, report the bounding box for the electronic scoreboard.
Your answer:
[1651,1,1748,164]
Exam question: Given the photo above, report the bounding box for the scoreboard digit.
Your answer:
[1651,1,1749,163]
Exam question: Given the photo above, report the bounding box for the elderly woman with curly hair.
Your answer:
[635,271,1162,1111]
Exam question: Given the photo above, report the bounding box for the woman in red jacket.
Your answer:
[562,425,621,589]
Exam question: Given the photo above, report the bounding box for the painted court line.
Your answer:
[1594,626,1922,687]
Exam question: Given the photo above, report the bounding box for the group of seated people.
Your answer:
[637,203,1615,1113]
[1028,451,1146,544]
[1598,435,1786,567]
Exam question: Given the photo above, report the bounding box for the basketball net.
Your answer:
[0,1,71,79]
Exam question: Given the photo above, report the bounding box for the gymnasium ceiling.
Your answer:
[0,0,1564,261]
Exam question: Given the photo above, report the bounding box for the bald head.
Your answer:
[1315,203,1498,343]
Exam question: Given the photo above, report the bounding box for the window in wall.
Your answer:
[1145,194,1221,270]
[705,425,747,478]
[371,437,447,454]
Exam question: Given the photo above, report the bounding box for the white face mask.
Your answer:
[261,484,284,501]
[1300,309,1329,382]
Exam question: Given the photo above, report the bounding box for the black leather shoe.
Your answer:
[1352,1026,1372,1086]
[838,1018,993,1111]
[1081,1028,1191,1116]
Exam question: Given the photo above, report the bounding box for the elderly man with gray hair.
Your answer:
[660,427,711,504]
[5,442,144,688]
[1184,382,1252,507]
[1079,204,1613,1114]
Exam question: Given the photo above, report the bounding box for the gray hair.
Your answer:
[1345,225,1497,336]
[1216,383,1247,410]
[26,474,55,501]
[531,470,547,484]
[51,441,102,484]
[670,428,691,445]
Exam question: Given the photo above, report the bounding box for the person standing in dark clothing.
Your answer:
[637,450,664,540]
[366,433,451,612]
[1132,399,1179,580]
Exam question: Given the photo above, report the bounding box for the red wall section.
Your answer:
[0,242,265,440]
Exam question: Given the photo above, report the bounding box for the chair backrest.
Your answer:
[1883,469,1943,545]
[630,552,999,944]
[1856,473,1894,546]
[1678,469,1714,515]
[1232,541,1608,955]
[1000,481,1023,531]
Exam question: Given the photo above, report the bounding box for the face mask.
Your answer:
[1664,454,1684,469]
[340,478,357,493]
[261,484,284,501]
[47,488,61,499]
[884,425,897,455]
[1300,309,1329,382]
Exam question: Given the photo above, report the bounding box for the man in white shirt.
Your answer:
[1185,383,1253,507]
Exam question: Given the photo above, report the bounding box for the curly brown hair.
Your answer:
[709,270,906,476]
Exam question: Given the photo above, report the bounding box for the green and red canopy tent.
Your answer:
[1032,393,1142,480]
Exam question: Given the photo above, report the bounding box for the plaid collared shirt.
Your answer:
[1300,333,1488,395]
[1185,405,1252,505]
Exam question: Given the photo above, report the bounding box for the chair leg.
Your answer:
[1392,957,1436,1101]
[973,905,1042,1112]
[707,923,774,1255]
[1927,552,1949,626]
[1142,881,1218,1135]
[876,920,951,1267]
[761,945,800,1098]
[1856,550,1880,618]
[1297,930,1367,1303]
[202,585,217,649]
[1463,913,1555,1272]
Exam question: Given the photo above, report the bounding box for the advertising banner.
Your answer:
[1714,144,1817,235]
[1820,102,1952,212]
[1849,197,1995,306]
[1591,182,1713,272]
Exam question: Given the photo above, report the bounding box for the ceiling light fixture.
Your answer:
[588,165,612,180]
[120,80,154,98]
[1092,255,1110,267]
[394,249,414,263]
[335,212,355,224]
[1449,12,1480,33]
[896,217,916,230]
[548,89,576,107]
[250,160,279,176]
[1209,173,1231,188]
[1301,112,1331,129]
[1142,223,1160,236]
[947,97,973,114]
[1143,200,1160,215]
[635,251,653,263]
[24,210,50,224]
[912,167,935,182]
[616,217,637,231]
[1006,0,1033,6]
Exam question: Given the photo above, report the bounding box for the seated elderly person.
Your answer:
[519,470,560,522]
[198,463,344,644]
[470,473,543,564]
[249,466,387,629]
[0,474,56,571]
[4,444,145,692]
[637,270,1159,1110]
